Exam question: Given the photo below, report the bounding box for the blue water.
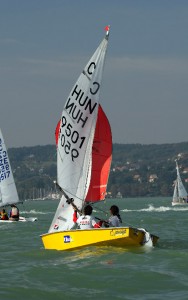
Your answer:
[1,197,188,300]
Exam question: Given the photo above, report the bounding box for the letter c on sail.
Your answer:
[90,82,100,95]
[87,62,96,75]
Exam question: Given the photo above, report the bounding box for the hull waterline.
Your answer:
[172,202,188,206]
[0,216,37,223]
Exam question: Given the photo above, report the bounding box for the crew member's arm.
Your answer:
[94,220,103,228]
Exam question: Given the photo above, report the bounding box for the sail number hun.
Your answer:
[60,116,86,161]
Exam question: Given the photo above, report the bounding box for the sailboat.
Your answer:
[0,129,37,222]
[172,160,188,206]
[41,26,159,251]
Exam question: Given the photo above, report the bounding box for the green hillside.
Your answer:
[8,142,188,199]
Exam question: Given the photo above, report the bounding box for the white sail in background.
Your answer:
[49,28,110,233]
[176,162,187,198]
[172,160,188,205]
[0,129,19,207]
[172,180,178,203]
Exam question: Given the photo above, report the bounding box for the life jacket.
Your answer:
[11,207,19,217]
[1,212,9,220]
[108,215,121,227]
[73,211,102,229]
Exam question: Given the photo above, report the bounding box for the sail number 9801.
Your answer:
[60,116,86,161]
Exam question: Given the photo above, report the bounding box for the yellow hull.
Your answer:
[41,227,159,251]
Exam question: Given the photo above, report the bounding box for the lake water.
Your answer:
[1,197,188,300]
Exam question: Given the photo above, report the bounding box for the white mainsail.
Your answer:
[172,180,178,203]
[172,160,188,205]
[0,128,19,207]
[49,27,110,233]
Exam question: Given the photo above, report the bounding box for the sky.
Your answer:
[1,0,188,148]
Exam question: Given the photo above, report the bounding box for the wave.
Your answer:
[121,204,188,213]
[20,209,53,215]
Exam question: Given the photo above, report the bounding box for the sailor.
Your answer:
[9,204,19,221]
[0,209,9,220]
[73,204,102,229]
[102,205,122,227]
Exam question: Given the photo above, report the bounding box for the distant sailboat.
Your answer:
[0,129,37,222]
[172,160,188,206]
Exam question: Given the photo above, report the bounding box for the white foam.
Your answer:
[20,209,52,215]
[121,204,188,213]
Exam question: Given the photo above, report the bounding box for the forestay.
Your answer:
[49,28,110,232]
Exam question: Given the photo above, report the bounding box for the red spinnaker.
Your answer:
[55,105,112,203]
[55,120,61,146]
[85,104,112,202]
